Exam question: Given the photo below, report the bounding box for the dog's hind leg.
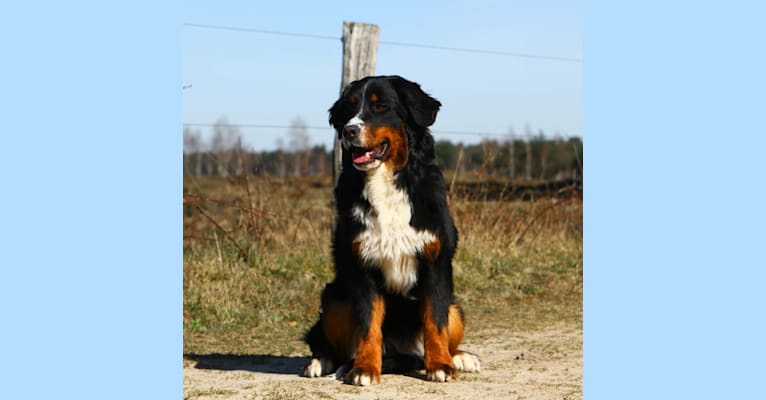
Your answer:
[303,301,356,377]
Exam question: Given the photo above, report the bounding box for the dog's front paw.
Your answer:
[452,352,481,372]
[303,358,334,378]
[344,366,381,386]
[425,363,455,382]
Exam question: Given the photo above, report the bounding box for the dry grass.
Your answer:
[183,174,582,356]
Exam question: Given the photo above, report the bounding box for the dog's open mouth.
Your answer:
[351,140,388,165]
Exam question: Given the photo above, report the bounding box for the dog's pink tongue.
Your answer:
[353,150,375,164]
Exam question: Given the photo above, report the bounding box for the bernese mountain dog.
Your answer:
[303,75,480,385]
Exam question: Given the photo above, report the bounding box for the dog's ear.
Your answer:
[390,76,442,128]
[328,81,362,139]
[328,97,345,140]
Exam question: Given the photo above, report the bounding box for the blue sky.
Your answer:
[183,0,582,151]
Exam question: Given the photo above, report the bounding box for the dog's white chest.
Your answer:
[353,168,435,294]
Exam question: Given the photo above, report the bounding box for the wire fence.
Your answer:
[183,22,583,63]
[183,22,581,149]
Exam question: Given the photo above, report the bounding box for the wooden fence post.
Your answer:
[333,22,380,188]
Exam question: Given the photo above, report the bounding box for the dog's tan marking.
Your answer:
[346,296,385,385]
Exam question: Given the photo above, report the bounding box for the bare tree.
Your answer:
[183,127,204,175]
[507,127,516,180]
[288,117,311,176]
[211,117,242,177]
[275,138,287,178]
[524,124,533,180]
[480,139,500,177]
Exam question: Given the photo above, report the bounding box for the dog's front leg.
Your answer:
[421,295,455,382]
[344,295,385,386]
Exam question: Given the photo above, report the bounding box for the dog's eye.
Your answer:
[371,103,388,112]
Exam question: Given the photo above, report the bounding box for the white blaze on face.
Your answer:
[344,115,364,132]
[342,81,371,148]
[353,165,436,294]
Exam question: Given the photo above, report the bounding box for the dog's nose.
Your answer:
[343,125,361,138]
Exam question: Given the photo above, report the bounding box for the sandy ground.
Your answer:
[183,323,581,400]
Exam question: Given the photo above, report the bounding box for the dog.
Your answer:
[303,75,480,385]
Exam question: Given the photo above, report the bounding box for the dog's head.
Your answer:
[329,75,441,172]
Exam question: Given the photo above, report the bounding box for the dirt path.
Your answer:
[183,323,581,400]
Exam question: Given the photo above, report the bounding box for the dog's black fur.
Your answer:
[303,76,475,385]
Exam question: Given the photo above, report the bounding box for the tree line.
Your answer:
[183,119,582,181]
